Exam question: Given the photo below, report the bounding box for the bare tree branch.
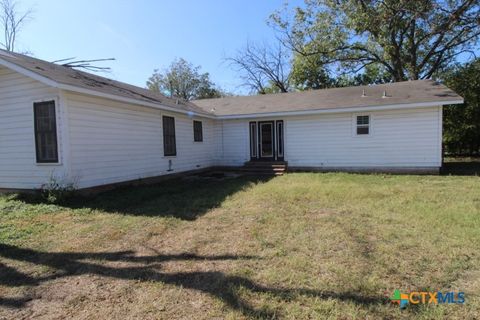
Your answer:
[226,40,290,94]
[0,0,32,52]
[55,57,116,73]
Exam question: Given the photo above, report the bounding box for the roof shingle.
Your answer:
[0,50,210,115]
[193,80,462,116]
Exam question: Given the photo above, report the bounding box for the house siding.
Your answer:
[0,63,445,190]
[214,120,249,166]
[64,92,216,189]
[0,66,67,189]
[218,107,442,169]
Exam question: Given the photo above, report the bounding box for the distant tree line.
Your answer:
[442,59,480,156]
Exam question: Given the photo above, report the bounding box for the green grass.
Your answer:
[1,173,479,319]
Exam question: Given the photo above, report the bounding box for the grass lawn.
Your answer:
[1,172,479,319]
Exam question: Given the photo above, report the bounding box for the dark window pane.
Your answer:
[250,122,257,158]
[34,101,58,163]
[193,120,203,142]
[357,126,369,135]
[277,122,283,156]
[163,116,176,156]
[357,115,369,125]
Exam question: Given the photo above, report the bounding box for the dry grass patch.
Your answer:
[1,173,479,319]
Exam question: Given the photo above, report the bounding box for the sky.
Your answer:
[16,0,303,94]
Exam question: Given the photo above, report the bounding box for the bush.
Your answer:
[40,174,76,204]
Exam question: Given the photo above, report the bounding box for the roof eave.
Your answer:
[57,83,216,119]
[213,99,464,119]
[0,56,463,120]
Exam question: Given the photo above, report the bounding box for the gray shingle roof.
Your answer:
[0,49,211,116]
[193,80,462,116]
[0,50,462,118]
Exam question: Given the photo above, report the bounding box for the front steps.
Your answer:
[239,161,288,176]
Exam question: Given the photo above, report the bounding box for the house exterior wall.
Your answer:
[218,106,442,170]
[0,66,68,190]
[0,63,445,190]
[213,120,250,166]
[64,92,216,189]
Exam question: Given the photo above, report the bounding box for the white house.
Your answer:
[0,50,463,191]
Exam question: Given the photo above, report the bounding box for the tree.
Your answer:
[442,59,480,155]
[270,0,480,82]
[227,41,290,94]
[147,58,221,100]
[334,64,393,87]
[0,0,32,52]
[290,54,333,90]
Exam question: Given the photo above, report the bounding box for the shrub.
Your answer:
[40,174,77,204]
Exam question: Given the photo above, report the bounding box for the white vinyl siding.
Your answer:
[214,120,249,166]
[65,92,215,189]
[285,107,442,168]
[0,64,444,190]
[0,66,66,189]
[217,107,442,169]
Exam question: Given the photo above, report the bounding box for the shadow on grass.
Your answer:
[0,243,388,317]
[15,175,270,221]
[441,161,480,176]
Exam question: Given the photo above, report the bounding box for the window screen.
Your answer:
[34,100,58,163]
[356,115,370,135]
[163,116,176,156]
[193,120,203,142]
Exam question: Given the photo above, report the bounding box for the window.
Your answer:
[34,100,58,163]
[356,115,370,135]
[276,120,284,158]
[163,116,176,156]
[193,120,203,142]
[249,122,257,158]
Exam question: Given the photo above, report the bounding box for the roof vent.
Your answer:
[361,89,367,97]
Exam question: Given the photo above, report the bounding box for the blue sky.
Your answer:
[16,0,302,94]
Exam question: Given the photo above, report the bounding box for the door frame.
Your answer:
[249,120,284,161]
[258,121,275,160]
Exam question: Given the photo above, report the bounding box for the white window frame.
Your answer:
[193,120,203,142]
[32,96,62,166]
[352,113,373,137]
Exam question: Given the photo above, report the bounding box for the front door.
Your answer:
[259,121,274,159]
[249,120,284,161]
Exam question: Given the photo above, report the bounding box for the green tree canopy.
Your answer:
[290,54,334,90]
[442,59,480,155]
[147,58,223,100]
[334,64,393,87]
[271,0,480,82]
